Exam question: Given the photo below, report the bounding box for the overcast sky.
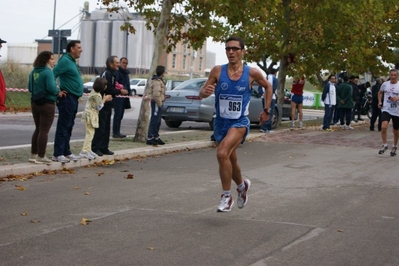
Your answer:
[0,0,227,64]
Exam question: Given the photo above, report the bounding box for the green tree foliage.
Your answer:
[100,0,399,131]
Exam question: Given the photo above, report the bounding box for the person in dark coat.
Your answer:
[113,57,131,138]
[370,78,383,131]
[337,76,354,129]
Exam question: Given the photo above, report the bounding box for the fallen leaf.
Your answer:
[80,218,92,225]
[21,211,28,216]
[126,174,134,179]
[15,185,26,191]
[337,229,344,233]
[97,172,105,176]
[31,220,40,223]
[74,186,80,190]
[147,247,155,250]
[84,192,90,195]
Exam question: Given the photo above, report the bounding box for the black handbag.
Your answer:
[31,74,47,105]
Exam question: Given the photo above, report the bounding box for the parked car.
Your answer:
[165,79,184,90]
[83,76,100,93]
[161,78,283,129]
[253,83,293,119]
[130,78,147,96]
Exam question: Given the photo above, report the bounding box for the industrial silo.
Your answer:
[127,20,154,73]
[109,9,130,59]
[111,21,127,58]
[94,20,112,72]
[79,20,96,74]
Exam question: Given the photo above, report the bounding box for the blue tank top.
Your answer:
[215,64,252,119]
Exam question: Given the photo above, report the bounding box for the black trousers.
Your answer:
[370,104,381,130]
[92,104,112,152]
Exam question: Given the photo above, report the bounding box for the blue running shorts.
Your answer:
[291,94,303,104]
[213,116,250,144]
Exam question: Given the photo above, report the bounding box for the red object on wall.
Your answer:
[0,70,6,111]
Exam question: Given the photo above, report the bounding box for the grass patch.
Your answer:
[5,91,31,112]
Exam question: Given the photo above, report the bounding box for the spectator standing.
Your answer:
[52,40,83,163]
[0,38,7,112]
[370,77,383,131]
[80,78,112,159]
[92,56,128,156]
[377,69,399,156]
[199,36,272,212]
[28,51,66,164]
[146,65,166,145]
[290,75,305,128]
[337,76,354,129]
[113,57,131,138]
[348,75,360,122]
[321,75,337,131]
[260,69,278,133]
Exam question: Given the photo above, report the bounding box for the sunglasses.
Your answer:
[225,47,242,52]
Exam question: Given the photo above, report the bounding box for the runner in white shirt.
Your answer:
[377,69,399,156]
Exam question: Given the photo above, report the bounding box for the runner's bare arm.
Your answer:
[199,66,221,99]
[250,68,272,110]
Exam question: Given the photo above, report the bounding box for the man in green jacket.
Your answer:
[336,76,354,130]
[52,40,83,163]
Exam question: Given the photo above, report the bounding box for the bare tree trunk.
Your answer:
[133,0,173,142]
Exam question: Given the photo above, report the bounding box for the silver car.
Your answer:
[161,78,282,129]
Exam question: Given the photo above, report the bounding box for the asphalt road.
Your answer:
[1,125,398,266]
[0,97,325,148]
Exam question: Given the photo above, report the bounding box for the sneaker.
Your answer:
[259,129,269,133]
[156,138,165,145]
[100,149,114,155]
[299,122,303,128]
[379,145,388,154]
[93,150,103,156]
[340,124,345,129]
[28,154,38,163]
[35,156,52,165]
[53,155,70,163]
[237,179,251,209]
[290,122,295,128]
[146,139,158,145]
[344,125,354,130]
[268,130,274,133]
[217,194,234,212]
[79,151,95,160]
[390,147,397,156]
[88,150,98,158]
[66,154,81,161]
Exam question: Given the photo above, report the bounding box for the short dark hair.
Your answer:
[343,76,349,82]
[225,36,245,49]
[270,69,277,75]
[120,57,128,62]
[106,56,118,69]
[33,51,54,67]
[327,74,335,80]
[92,77,108,93]
[156,65,166,76]
[66,40,81,53]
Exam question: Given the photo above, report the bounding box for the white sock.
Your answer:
[222,191,231,197]
[237,182,245,192]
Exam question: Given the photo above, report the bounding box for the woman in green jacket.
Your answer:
[27,51,66,164]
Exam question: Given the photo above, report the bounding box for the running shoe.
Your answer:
[66,153,81,161]
[390,146,397,156]
[237,179,251,209]
[217,194,234,212]
[79,151,95,160]
[35,156,52,165]
[379,145,388,154]
[52,155,70,163]
[28,154,38,163]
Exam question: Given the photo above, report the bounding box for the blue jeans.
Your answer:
[323,104,335,129]
[261,99,275,131]
[113,97,126,135]
[147,100,162,139]
[53,94,78,157]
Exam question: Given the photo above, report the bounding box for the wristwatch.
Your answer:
[264,108,271,114]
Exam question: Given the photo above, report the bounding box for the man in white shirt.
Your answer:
[378,69,399,156]
[321,75,337,131]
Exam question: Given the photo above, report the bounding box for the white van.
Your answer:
[129,78,147,96]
